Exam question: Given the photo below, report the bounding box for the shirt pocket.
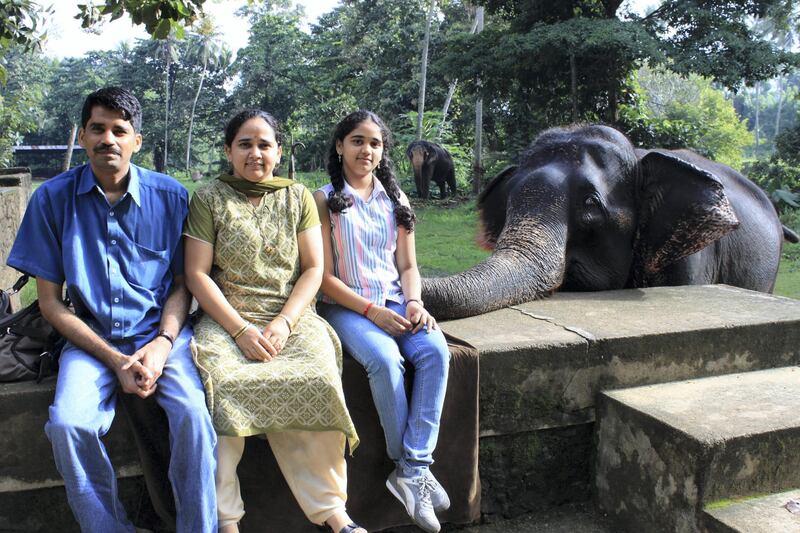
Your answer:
[130,241,170,290]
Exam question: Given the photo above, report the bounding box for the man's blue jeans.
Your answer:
[319,301,450,478]
[44,325,217,533]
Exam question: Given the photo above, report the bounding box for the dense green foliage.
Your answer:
[2,0,800,202]
[621,67,753,168]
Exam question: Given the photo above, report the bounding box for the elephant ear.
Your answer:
[633,150,739,281]
[477,165,518,250]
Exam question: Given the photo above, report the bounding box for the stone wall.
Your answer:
[1,285,799,530]
[0,168,32,307]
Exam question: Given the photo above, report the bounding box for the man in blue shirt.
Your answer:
[7,87,217,532]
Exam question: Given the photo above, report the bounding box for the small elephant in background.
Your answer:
[423,124,797,319]
[406,140,457,199]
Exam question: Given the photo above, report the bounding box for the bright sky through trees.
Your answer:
[42,0,342,59]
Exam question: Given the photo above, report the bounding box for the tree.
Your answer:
[417,0,437,139]
[438,0,799,161]
[0,0,49,83]
[621,67,753,169]
[76,0,206,39]
[184,17,228,174]
[0,47,52,165]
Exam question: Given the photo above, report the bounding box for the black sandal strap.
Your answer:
[339,524,366,533]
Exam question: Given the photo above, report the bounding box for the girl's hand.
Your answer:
[235,325,277,361]
[262,318,290,355]
[406,300,438,334]
[367,305,412,336]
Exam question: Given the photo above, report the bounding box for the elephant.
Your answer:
[422,124,797,320]
[407,140,457,199]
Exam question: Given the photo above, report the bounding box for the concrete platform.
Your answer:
[595,367,800,533]
[703,489,800,533]
[441,285,800,517]
[2,286,800,528]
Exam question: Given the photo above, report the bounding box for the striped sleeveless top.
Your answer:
[318,179,405,305]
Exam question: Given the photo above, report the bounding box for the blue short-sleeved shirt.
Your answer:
[7,163,188,347]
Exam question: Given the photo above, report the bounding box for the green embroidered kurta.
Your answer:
[186,179,358,450]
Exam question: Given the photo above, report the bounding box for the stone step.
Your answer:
[442,285,800,517]
[702,489,800,533]
[594,367,800,533]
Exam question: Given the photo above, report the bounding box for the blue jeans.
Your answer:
[319,301,450,478]
[45,325,217,533]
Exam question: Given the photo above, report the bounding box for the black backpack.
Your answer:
[0,275,65,383]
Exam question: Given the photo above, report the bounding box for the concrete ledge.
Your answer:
[440,286,800,516]
[0,379,142,493]
[595,367,800,533]
[2,286,799,527]
[442,286,800,437]
[703,489,800,533]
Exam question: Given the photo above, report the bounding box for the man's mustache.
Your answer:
[94,145,120,155]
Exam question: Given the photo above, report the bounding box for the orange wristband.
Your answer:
[362,302,374,316]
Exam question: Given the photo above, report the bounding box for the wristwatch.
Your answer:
[156,329,175,347]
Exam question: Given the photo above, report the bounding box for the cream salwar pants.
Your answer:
[216,430,348,527]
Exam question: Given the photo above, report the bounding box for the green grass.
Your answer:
[705,493,769,511]
[775,242,800,299]
[413,198,490,276]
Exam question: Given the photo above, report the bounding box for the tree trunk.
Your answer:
[416,0,436,140]
[774,76,784,144]
[439,81,457,140]
[754,82,761,157]
[439,14,480,139]
[61,124,77,172]
[472,7,485,195]
[163,56,171,171]
[570,52,578,122]
[186,57,208,173]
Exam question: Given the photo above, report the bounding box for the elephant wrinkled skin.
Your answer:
[422,124,791,319]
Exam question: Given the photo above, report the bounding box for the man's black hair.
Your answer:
[81,87,143,132]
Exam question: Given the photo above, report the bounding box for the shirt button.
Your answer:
[114,322,120,327]
[114,297,119,303]
[111,239,117,245]
[110,211,115,217]
[111,267,117,274]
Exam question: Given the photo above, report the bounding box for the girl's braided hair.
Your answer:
[326,110,416,231]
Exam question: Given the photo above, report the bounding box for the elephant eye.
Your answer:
[580,194,606,226]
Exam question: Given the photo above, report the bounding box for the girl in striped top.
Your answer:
[314,110,451,533]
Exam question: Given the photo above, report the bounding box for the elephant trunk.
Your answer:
[423,196,568,319]
[410,150,427,199]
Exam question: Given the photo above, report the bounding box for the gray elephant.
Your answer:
[422,124,797,319]
[407,140,457,199]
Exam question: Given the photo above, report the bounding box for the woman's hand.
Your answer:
[235,325,277,362]
[262,318,291,355]
[367,305,412,336]
[406,300,438,334]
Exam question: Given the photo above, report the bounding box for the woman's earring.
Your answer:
[338,153,342,164]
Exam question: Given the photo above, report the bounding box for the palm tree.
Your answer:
[157,30,181,172]
[185,17,229,174]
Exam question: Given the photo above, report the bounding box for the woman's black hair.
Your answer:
[326,110,416,231]
[224,109,284,147]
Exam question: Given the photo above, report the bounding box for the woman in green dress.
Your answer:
[184,109,364,533]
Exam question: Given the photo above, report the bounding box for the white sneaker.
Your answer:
[426,471,451,512]
[386,469,441,533]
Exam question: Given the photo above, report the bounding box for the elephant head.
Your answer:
[407,141,431,199]
[422,124,740,319]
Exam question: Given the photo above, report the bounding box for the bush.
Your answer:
[743,158,800,213]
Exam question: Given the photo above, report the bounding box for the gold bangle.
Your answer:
[276,313,294,333]
[232,322,252,341]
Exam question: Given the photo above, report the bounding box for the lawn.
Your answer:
[19,177,800,304]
